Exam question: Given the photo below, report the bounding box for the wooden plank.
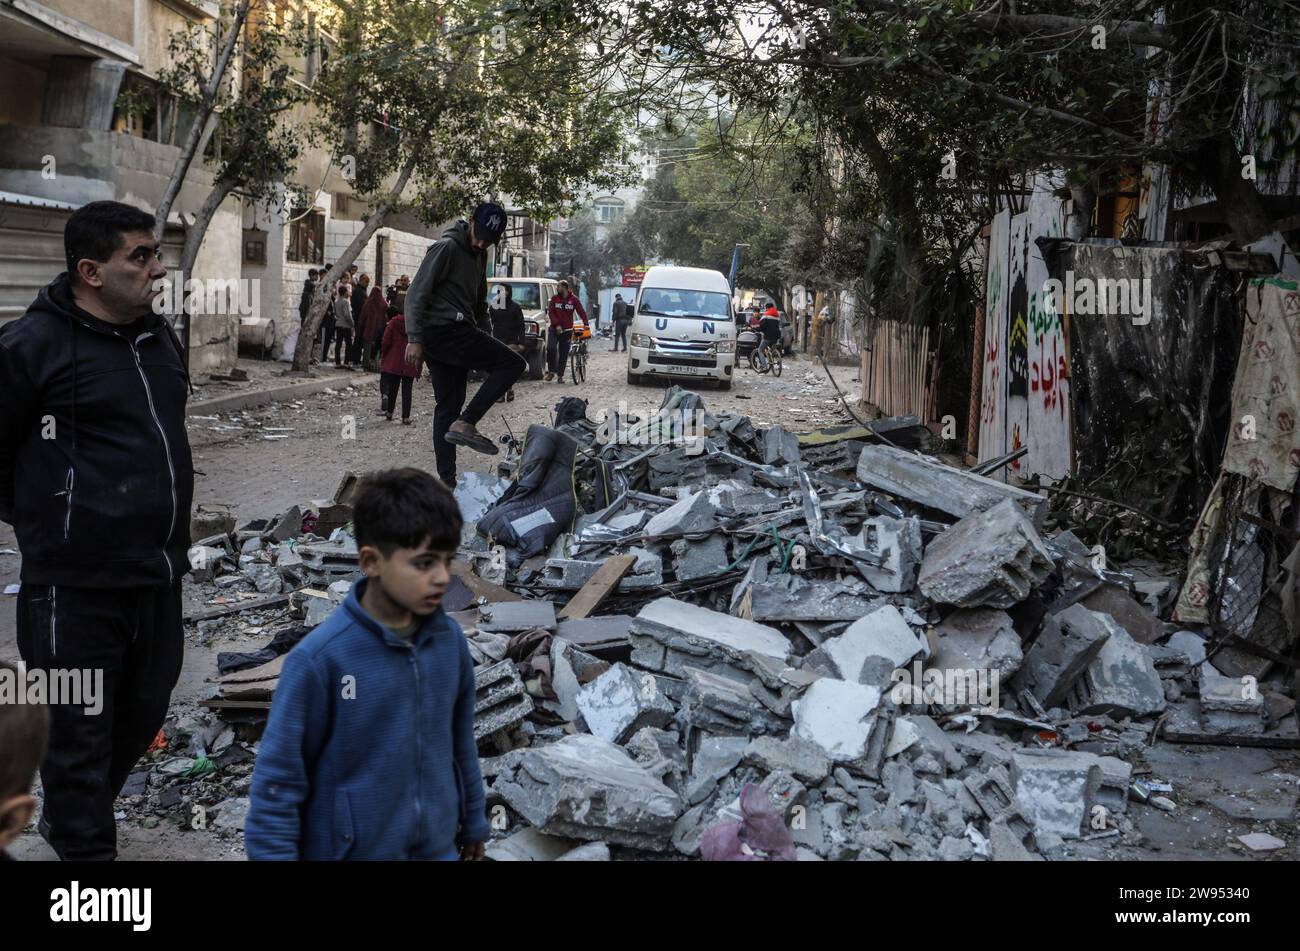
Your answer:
[558,554,637,620]
[184,592,291,623]
[216,654,286,685]
[450,560,521,603]
[199,698,273,711]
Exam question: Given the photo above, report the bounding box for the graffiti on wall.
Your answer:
[979,196,1072,480]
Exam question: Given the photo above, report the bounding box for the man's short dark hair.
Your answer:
[308,268,319,279]
[353,468,462,556]
[0,661,49,800]
[64,201,157,284]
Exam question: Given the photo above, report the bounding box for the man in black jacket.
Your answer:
[404,202,525,485]
[0,200,195,861]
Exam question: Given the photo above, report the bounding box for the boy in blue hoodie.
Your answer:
[245,468,489,860]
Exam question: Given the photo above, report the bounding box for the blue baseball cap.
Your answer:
[472,202,507,244]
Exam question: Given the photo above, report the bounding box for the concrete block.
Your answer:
[670,533,729,582]
[683,735,748,806]
[493,734,682,851]
[742,735,832,784]
[932,607,1023,681]
[541,550,663,590]
[1197,665,1265,735]
[1070,618,1166,718]
[1011,605,1113,709]
[576,664,675,744]
[856,444,1046,524]
[682,667,789,736]
[485,827,579,861]
[1011,749,1103,840]
[822,604,925,688]
[473,660,534,739]
[629,597,791,677]
[644,490,718,538]
[918,499,1053,608]
[761,426,801,466]
[478,600,557,633]
[792,679,884,762]
[850,516,924,593]
[749,573,877,622]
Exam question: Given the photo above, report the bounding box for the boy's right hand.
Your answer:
[405,342,423,366]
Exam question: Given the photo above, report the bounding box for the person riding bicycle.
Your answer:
[544,279,586,383]
[759,304,782,355]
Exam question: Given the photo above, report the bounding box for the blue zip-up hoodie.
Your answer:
[245,579,490,860]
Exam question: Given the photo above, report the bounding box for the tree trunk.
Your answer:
[153,0,250,243]
[173,174,239,363]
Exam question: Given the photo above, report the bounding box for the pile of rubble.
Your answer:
[181,387,1297,860]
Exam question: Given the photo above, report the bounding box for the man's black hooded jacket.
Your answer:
[0,272,195,587]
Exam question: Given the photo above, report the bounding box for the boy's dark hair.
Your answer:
[308,268,319,279]
[64,201,157,284]
[353,468,462,555]
[0,661,49,800]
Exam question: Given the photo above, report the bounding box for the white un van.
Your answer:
[626,266,736,390]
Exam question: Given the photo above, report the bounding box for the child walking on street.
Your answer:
[245,469,489,861]
[380,305,419,423]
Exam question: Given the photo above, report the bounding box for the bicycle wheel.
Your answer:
[749,347,767,373]
[571,342,586,383]
[770,346,782,377]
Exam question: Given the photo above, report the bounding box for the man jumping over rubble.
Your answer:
[404,202,525,486]
[0,200,194,860]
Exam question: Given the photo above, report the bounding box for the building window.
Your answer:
[594,198,626,224]
[286,209,324,264]
[244,230,267,265]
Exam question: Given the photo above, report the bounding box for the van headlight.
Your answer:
[716,340,734,353]
[631,333,652,348]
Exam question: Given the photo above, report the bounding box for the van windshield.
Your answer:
[492,282,542,310]
[638,288,732,320]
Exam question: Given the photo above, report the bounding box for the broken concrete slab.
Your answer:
[1069,617,1166,718]
[493,734,682,851]
[684,735,749,806]
[822,604,925,688]
[1078,583,1165,645]
[1198,664,1265,735]
[629,597,791,678]
[932,607,1023,682]
[918,499,1053,608]
[856,445,1046,524]
[644,490,718,538]
[1012,605,1113,709]
[683,667,790,736]
[576,663,675,744]
[742,735,831,784]
[850,516,923,593]
[473,660,534,740]
[1167,631,1208,667]
[748,574,877,623]
[792,679,884,762]
[624,727,687,794]
[670,533,730,582]
[485,827,579,861]
[761,426,802,467]
[477,600,557,633]
[1011,749,1103,840]
[555,841,611,861]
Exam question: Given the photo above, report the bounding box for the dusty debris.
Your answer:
[177,387,1294,861]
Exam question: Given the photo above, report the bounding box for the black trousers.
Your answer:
[614,320,630,350]
[422,321,527,484]
[381,372,414,419]
[320,318,336,362]
[16,581,184,861]
[332,328,353,365]
[546,328,572,374]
